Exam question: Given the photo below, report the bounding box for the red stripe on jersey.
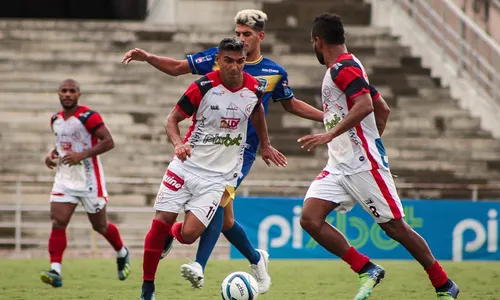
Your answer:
[207,71,222,88]
[183,111,198,144]
[184,82,203,107]
[51,192,65,196]
[346,99,378,170]
[175,104,191,118]
[333,66,364,92]
[346,98,402,219]
[91,136,104,197]
[84,112,104,134]
[348,88,370,101]
[370,169,403,219]
[372,91,381,101]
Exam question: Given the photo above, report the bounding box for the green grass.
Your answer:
[0,258,498,299]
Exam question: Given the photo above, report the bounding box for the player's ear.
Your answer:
[257,31,265,42]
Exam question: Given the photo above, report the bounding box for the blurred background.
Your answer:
[0,0,500,263]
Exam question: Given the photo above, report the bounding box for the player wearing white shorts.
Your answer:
[297,14,459,300]
[140,38,287,300]
[40,79,131,288]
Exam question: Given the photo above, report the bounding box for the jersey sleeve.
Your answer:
[84,112,104,134]
[186,47,218,75]
[271,70,294,102]
[331,61,370,100]
[50,113,58,132]
[175,82,202,118]
[369,84,381,101]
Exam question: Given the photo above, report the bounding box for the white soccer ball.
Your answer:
[220,271,259,300]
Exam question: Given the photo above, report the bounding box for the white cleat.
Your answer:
[180,261,204,289]
[250,249,271,294]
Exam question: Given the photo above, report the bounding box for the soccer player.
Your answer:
[297,14,460,300]
[41,79,131,287]
[140,37,287,300]
[122,9,323,292]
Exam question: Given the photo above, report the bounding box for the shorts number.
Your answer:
[206,206,216,220]
[369,206,380,218]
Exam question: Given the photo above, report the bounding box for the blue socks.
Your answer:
[223,220,261,265]
[196,206,224,270]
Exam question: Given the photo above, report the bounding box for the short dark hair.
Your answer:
[312,13,345,45]
[218,37,245,53]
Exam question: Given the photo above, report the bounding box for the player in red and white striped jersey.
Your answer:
[40,79,131,288]
[297,14,459,300]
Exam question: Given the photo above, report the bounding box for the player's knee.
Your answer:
[379,218,410,241]
[222,215,234,231]
[300,214,321,233]
[180,227,199,244]
[51,216,69,229]
[91,222,108,235]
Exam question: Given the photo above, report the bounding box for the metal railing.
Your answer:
[1,176,500,251]
[397,0,500,105]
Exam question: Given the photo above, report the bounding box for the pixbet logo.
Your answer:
[162,170,184,191]
[452,209,498,261]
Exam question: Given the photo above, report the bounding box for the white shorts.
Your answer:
[154,166,226,227]
[50,186,107,214]
[304,168,405,223]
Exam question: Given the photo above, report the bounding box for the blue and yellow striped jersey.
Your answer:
[187,47,294,154]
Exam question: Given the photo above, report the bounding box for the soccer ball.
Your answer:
[220,271,259,300]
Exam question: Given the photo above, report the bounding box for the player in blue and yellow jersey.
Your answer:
[122,9,324,294]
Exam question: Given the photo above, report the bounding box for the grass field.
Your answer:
[1,258,498,299]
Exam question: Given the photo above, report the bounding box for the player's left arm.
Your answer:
[280,97,324,123]
[370,84,391,136]
[274,71,323,122]
[61,125,114,165]
[250,104,287,167]
[298,65,374,151]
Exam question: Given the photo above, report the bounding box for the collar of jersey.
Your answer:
[246,55,263,65]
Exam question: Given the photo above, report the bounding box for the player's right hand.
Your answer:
[45,151,59,169]
[174,144,192,162]
[121,48,150,65]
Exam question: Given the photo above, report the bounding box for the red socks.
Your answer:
[48,228,67,263]
[341,246,370,273]
[143,219,171,281]
[170,222,193,245]
[425,260,449,288]
[103,222,124,251]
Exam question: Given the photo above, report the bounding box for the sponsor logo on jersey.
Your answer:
[203,133,243,147]
[163,169,184,191]
[315,170,330,180]
[220,117,241,130]
[261,68,279,73]
[200,80,213,86]
[61,142,72,151]
[210,104,220,110]
[195,55,212,63]
[325,115,341,131]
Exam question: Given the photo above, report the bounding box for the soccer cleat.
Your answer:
[353,264,385,300]
[117,246,131,281]
[180,261,204,289]
[40,270,63,288]
[159,235,174,260]
[250,249,271,294]
[436,280,460,299]
[140,291,156,300]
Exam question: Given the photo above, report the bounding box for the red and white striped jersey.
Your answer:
[321,53,389,175]
[173,70,263,184]
[50,105,107,197]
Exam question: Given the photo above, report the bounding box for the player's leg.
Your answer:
[300,171,384,300]
[346,169,458,299]
[40,194,78,288]
[222,199,271,293]
[84,200,130,281]
[176,179,226,289]
[141,167,189,300]
[192,190,229,269]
